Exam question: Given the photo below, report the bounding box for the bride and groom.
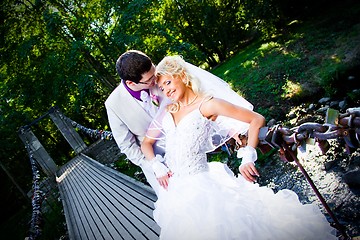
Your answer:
[106,51,337,239]
[105,50,257,193]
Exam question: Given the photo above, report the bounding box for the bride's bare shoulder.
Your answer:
[199,96,222,118]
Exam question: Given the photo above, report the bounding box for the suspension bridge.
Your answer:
[19,107,160,240]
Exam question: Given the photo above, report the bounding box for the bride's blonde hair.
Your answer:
[156,55,202,112]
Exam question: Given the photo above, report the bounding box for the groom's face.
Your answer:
[137,64,157,89]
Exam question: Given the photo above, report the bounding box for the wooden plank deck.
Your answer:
[56,154,160,240]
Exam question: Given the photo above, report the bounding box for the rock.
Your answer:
[316,106,329,114]
[324,159,338,170]
[339,100,347,110]
[253,101,360,237]
[288,113,297,119]
[330,101,339,108]
[267,119,277,127]
[319,97,331,104]
[308,103,316,111]
[343,169,360,187]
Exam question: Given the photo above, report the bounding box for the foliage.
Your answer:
[159,0,283,67]
[0,0,279,200]
[38,191,67,239]
[211,1,360,120]
[0,184,67,239]
[113,154,145,182]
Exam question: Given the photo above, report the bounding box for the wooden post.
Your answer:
[49,108,87,154]
[18,127,58,176]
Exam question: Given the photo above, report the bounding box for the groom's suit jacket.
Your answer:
[105,82,164,166]
[105,82,166,196]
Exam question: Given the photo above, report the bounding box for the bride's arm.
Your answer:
[141,136,157,161]
[141,137,172,190]
[201,98,265,147]
[201,98,266,182]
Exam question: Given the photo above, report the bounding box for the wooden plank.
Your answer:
[56,154,160,240]
[57,157,88,239]
[78,161,157,239]
[82,154,157,202]
[62,158,114,240]
[77,156,159,239]
[60,156,106,240]
[57,180,82,239]
[74,160,138,239]
[18,128,58,176]
[59,157,131,239]
[82,156,157,216]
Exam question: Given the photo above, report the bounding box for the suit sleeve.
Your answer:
[105,103,145,166]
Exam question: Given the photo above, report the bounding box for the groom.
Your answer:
[105,50,259,196]
[105,50,164,195]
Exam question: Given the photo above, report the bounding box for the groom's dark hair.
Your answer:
[116,50,152,83]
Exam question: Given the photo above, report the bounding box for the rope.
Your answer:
[25,145,44,240]
[61,115,113,140]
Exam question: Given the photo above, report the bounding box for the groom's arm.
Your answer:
[105,104,145,166]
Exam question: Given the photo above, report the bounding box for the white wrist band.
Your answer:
[237,146,257,165]
[150,155,169,178]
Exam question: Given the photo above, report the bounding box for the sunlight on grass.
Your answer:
[210,8,360,122]
[242,60,257,68]
[281,79,302,99]
[330,54,341,63]
[258,42,281,53]
[287,20,300,26]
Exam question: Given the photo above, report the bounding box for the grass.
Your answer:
[211,2,360,121]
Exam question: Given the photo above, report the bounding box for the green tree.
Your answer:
[159,0,278,67]
[0,0,285,225]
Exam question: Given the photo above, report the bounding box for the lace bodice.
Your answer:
[162,109,221,176]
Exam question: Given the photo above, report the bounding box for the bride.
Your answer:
[141,55,337,240]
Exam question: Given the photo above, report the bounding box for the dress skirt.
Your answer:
[154,162,337,240]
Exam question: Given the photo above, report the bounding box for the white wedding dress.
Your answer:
[153,107,338,240]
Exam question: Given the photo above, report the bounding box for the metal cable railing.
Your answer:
[61,114,113,141]
[25,144,44,240]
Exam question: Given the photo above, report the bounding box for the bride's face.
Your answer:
[157,74,187,101]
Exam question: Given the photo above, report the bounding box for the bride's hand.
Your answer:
[239,162,259,183]
[157,172,172,190]
[237,146,259,182]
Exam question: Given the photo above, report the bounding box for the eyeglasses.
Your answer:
[138,75,156,85]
